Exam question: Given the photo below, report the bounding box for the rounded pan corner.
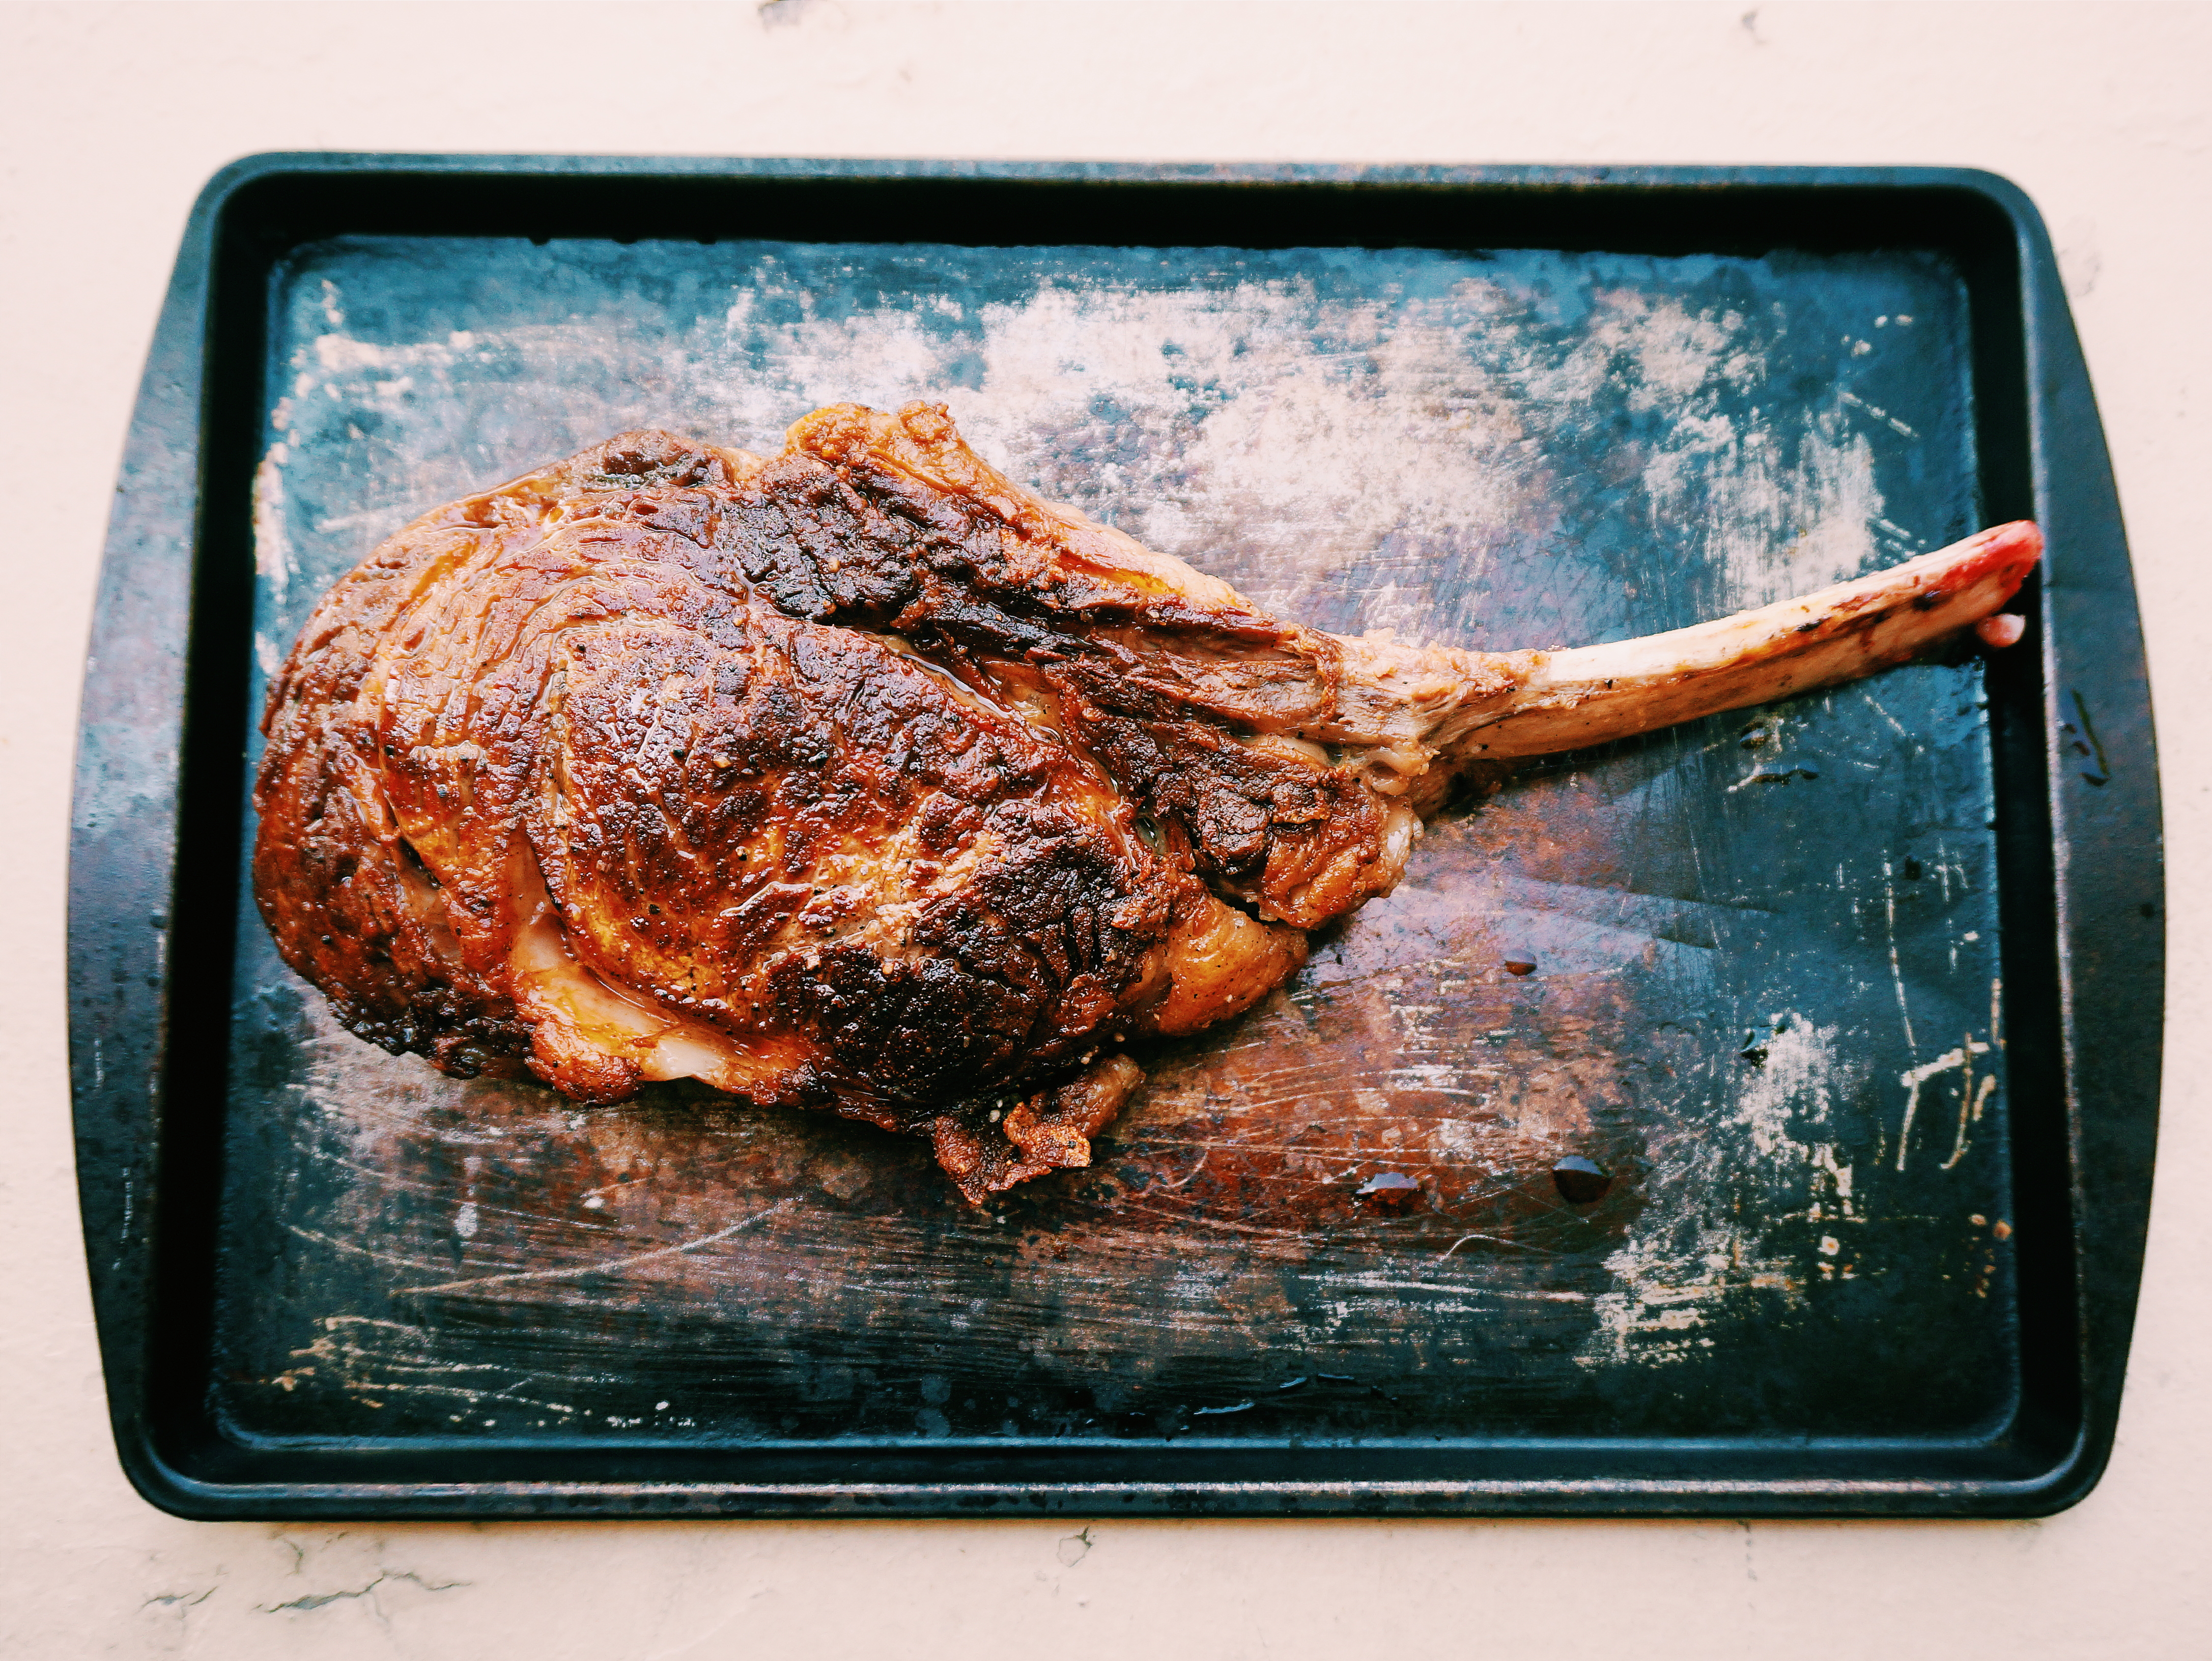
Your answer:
[188,151,334,223]
[1923,166,2063,260]
[1987,1436,2113,1521]
[107,1428,253,1524]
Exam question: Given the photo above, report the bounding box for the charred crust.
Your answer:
[253,406,1349,1197]
[712,440,1398,924]
[561,429,738,493]
[757,808,1161,1101]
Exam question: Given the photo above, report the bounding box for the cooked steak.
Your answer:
[253,402,2040,1200]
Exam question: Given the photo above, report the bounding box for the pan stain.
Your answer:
[1552,1157,1612,1205]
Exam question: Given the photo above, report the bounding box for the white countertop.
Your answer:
[4,3,2207,1655]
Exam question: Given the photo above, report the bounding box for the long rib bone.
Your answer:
[1326,521,2040,792]
[1471,521,2043,758]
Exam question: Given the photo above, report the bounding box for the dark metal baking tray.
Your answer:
[70,155,2161,1520]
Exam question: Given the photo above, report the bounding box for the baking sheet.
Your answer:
[222,234,2018,1450]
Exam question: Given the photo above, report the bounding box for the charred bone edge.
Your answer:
[1445,521,2044,760]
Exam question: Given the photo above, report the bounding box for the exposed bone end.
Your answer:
[1451,521,2043,761]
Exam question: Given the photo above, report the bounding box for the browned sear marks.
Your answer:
[256,405,1439,1199]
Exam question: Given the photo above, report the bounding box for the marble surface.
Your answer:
[2,3,2206,1655]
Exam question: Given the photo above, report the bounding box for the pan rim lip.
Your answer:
[109,1413,2108,1522]
[70,152,2160,1521]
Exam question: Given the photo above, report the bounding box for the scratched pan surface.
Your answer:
[72,161,2161,1517]
[234,241,2010,1434]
